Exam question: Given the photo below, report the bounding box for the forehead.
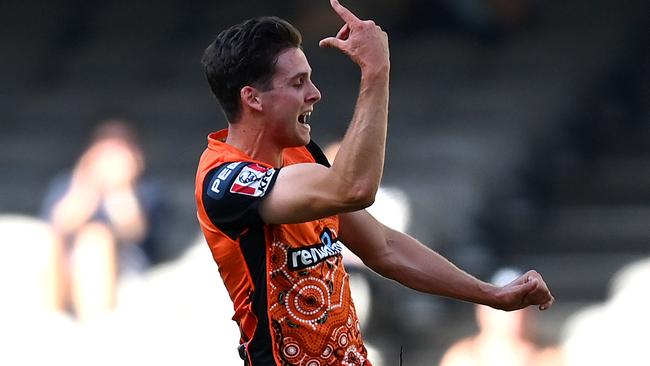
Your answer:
[272,47,311,80]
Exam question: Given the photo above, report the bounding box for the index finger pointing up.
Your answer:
[329,0,361,25]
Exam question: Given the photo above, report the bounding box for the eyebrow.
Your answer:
[286,70,310,81]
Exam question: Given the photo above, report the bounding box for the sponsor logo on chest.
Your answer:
[287,229,343,270]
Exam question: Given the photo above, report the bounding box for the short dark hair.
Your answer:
[201,16,303,122]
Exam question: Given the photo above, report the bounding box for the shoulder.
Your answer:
[203,161,278,201]
[199,161,280,234]
[440,338,477,366]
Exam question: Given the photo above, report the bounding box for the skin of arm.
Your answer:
[259,0,390,224]
[339,210,555,311]
[50,151,102,235]
[103,186,147,243]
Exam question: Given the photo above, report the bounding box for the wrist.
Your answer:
[360,63,390,83]
[475,281,499,308]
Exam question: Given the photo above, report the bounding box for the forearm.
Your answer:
[320,3,391,205]
[332,71,389,201]
[51,189,100,235]
[104,188,147,242]
[370,228,498,307]
[341,210,554,311]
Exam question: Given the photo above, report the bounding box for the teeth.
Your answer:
[301,111,311,124]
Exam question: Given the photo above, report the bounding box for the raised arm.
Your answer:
[339,210,555,311]
[259,0,390,224]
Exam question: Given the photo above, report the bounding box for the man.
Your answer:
[195,1,554,365]
[439,268,565,366]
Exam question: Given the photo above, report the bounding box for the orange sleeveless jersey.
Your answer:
[195,129,371,366]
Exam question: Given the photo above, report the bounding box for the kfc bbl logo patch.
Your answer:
[230,164,275,197]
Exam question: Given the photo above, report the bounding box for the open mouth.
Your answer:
[298,111,311,124]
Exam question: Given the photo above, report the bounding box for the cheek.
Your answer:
[262,92,302,126]
[270,105,299,123]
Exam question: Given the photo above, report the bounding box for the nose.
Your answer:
[306,80,321,104]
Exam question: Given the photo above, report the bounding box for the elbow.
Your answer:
[328,164,380,210]
[365,251,399,281]
[352,188,376,209]
[363,233,402,281]
[342,183,377,210]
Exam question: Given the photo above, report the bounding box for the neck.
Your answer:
[225,118,283,167]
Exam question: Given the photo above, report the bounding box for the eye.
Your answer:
[292,76,307,88]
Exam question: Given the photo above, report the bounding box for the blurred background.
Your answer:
[1,0,649,365]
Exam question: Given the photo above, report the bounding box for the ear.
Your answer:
[241,86,263,112]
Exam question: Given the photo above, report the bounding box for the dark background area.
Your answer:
[1,0,648,364]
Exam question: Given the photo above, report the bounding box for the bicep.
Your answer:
[258,163,370,224]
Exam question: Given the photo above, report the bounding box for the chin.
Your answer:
[299,133,311,146]
[279,136,308,149]
[291,138,310,148]
[292,131,311,147]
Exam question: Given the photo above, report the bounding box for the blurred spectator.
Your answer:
[0,215,64,314]
[41,119,163,322]
[0,214,82,365]
[113,234,243,366]
[562,257,650,366]
[439,268,564,366]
